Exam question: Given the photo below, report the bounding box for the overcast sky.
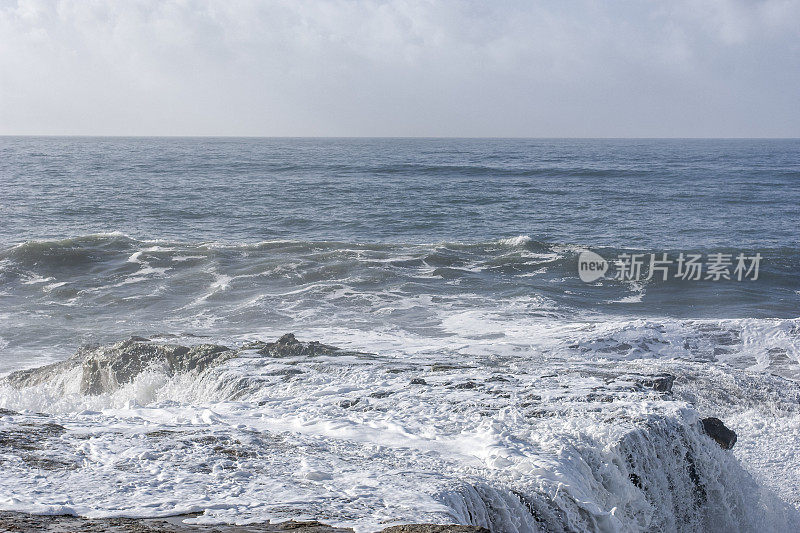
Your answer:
[1,0,799,137]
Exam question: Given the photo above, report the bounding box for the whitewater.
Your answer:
[1,329,799,532]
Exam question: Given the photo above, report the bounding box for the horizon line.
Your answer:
[1,134,799,140]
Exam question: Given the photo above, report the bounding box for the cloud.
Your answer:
[1,0,798,136]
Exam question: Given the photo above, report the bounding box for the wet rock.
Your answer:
[701,417,737,449]
[257,333,342,358]
[0,422,65,452]
[0,421,76,470]
[5,354,83,389]
[241,340,269,350]
[0,512,353,531]
[429,364,465,372]
[3,336,471,413]
[639,373,675,393]
[380,526,488,533]
[6,338,236,395]
[267,368,305,376]
[0,512,484,532]
[79,339,236,395]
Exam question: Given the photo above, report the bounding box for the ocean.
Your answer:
[0,137,799,532]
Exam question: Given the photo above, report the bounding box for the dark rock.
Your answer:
[339,398,360,409]
[379,526,488,533]
[0,512,484,532]
[639,374,675,393]
[452,381,478,390]
[410,378,428,385]
[0,421,75,470]
[257,333,342,358]
[429,364,464,372]
[0,511,353,531]
[701,417,737,449]
[267,368,305,376]
[4,335,360,397]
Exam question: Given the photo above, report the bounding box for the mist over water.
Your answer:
[0,137,799,531]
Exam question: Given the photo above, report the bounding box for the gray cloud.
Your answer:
[1,0,798,136]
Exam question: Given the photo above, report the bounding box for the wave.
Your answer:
[3,233,798,278]
[1,234,799,386]
[1,235,797,324]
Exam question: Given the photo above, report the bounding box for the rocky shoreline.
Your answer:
[0,334,763,531]
[0,512,487,533]
[3,333,738,451]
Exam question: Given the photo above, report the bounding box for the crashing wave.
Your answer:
[2,335,797,532]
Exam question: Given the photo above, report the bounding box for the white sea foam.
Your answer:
[497,235,532,247]
[20,274,53,285]
[1,331,799,532]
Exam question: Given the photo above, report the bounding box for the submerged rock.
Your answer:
[701,417,737,449]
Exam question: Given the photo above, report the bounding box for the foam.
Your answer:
[1,340,799,532]
[497,235,533,247]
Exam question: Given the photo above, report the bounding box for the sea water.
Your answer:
[0,137,798,531]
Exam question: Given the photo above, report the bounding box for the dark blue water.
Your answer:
[0,137,798,371]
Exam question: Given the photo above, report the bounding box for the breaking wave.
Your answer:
[1,336,799,532]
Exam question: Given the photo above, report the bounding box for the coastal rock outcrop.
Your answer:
[79,339,237,395]
[639,373,675,393]
[0,512,488,532]
[6,337,236,395]
[248,333,344,358]
[4,334,358,396]
[701,416,737,450]
[380,526,488,533]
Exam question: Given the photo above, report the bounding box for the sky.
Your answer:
[1,0,799,137]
